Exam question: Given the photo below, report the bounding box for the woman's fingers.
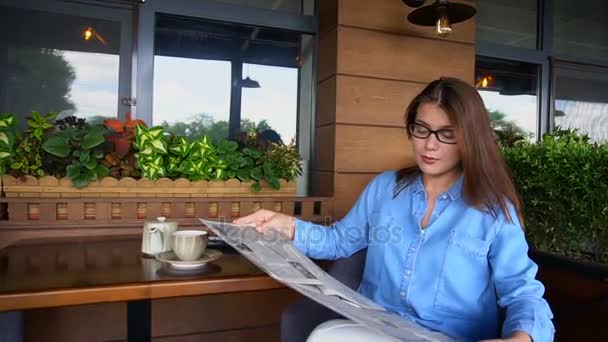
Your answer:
[258,215,296,240]
[233,209,274,225]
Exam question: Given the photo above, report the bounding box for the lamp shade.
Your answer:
[408,1,476,26]
[240,76,260,88]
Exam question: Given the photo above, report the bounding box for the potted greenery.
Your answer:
[1,112,302,198]
[501,128,608,267]
[500,128,607,340]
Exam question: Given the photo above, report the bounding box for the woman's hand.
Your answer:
[233,209,297,240]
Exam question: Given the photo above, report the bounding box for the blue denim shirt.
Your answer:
[293,171,555,341]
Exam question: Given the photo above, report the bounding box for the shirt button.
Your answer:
[410,246,416,252]
[406,270,412,275]
[441,194,447,199]
[400,291,406,297]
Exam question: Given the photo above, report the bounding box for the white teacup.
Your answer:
[171,230,208,261]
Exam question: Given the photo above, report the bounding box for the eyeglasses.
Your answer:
[408,123,457,144]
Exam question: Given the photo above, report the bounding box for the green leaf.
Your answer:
[237,168,251,181]
[79,151,90,164]
[251,182,262,192]
[251,167,263,180]
[0,132,9,145]
[42,135,70,157]
[66,164,80,179]
[96,165,110,178]
[267,177,280,190]
[82,130,105,149]
[72,176,91,189]
[84,158,97,170]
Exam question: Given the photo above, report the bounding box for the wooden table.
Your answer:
[0,235,283,341]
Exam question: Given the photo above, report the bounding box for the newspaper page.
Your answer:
[199,218,453,342]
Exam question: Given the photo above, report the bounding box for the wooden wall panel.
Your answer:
[25,302,126,342]
[23,289,299,342]
[151,289,298,337]
[337,26,475,83]
[333,172,378,218]
[313,125,336,172]
[318,0,338,34]
[311,170,334,197]
[335,125,415,173]
[317,28,338,83]
[336,75,425,127]
[315,76,337,127]
[338,0,476,44]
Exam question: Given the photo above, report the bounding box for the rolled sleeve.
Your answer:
[489,207,556,342]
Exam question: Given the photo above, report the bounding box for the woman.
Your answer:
[234,77,555,341]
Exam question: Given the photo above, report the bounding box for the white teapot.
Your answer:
[141,217,178,256]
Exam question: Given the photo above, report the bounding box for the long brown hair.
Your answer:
[395,77,523,226]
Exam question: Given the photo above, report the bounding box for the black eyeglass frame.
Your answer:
[407,122,458,145]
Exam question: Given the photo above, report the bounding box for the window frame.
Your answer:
[475,0,608,140]
[0,0,134,120]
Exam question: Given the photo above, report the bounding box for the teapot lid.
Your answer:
[144,216,176,224]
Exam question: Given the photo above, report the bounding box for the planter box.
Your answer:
[2,175,296,198]
[531,250,608,341]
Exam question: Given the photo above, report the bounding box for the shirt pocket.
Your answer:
[433,228,492,318]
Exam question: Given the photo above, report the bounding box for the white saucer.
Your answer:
[155,249,222,270]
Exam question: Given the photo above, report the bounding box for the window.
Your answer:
[214,0,304,14]
[153,14,308,144]
[476,0,538,49]
[553,62,608,143]
[476,56,539,140]
[554,0,608,61]
[0,3,127,127]
[241,63,298,143]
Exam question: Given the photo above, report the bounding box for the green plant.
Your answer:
[11,111,56,177]
[263,139,302,182]
[502,128,608,264]
[42,115,91,177]
[104,112,147,156]
[42,125,109,188]
[179,135,216,181]
[0,114,16,174]
[165,135,190,178]
[103,112,146,178]
[213,140,250,181]
[133,125,168,179]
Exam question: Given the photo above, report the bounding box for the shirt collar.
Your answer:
[412,172,463,201]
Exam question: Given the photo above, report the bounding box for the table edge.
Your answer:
[0,275,284,311]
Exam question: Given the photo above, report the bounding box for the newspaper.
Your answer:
[200,218,453,342]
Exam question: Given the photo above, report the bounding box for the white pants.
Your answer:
[307,319,400,342]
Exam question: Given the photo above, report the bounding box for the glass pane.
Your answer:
[154,14,305,144]
[475,56,539,141]
[241,63,298,144]
[153,57,232,142]
[0,5,121,127]
[554,63,608,143]
[214,0,303,14]
[554,0,608,61]
[476,0,537,49]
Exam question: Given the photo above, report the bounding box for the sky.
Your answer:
[59,50,607,144]
[61,51,119,119]
[60,51,298,143]
[479,90,538,139]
